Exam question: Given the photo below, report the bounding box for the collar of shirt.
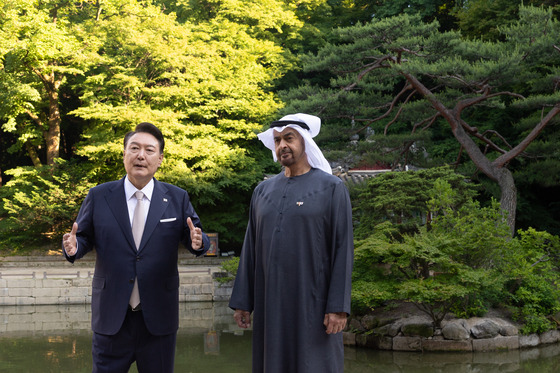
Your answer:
[124,177,154,225]
[124,176,154,202]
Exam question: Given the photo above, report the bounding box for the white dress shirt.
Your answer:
[124,176,153,227]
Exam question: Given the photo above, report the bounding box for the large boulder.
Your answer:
[442,320,470,340]
[400,317,434,338]
[469,319,500,339]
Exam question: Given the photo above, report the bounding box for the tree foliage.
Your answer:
[0,0,93,166]
[1,1,560,256]
[353,166,478,239]
[0,0,303,251]
[352,172,560,333]
[454,0,560,40]
[280,5,560,235]
[0,159,95,251]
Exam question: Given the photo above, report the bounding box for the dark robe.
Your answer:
[229,168,354,373]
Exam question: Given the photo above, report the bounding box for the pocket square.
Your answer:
[160,217,177,223]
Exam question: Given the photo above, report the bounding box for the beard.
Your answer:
[278,150,295,167]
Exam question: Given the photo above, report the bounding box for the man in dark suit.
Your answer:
[62,122,210,372]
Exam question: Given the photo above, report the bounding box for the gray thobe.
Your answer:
[229,168,354,373]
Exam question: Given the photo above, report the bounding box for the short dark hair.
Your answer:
[124,122,165,153]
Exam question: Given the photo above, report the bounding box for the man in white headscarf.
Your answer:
[229,113,354,373]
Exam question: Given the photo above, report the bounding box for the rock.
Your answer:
[349,318,365,333]
[393,336,422,351]
[365,334,393,350]
[485,317,519,336]
[442,320,470,340]
[422,339,473,352]
[375,315,402,328]
[401,320,434,338]
[470,319,500,339]
[499,324,518,336]
[539,330,560,344]
[472,336,519,351]
[373,322,402,337]
[355,333,368,347]
[352,304,554,352]
[354,333,392,350]
[519,334,540,348]
[360,314,378,330]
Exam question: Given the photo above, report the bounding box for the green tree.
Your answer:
[454,0,560,40]
[0,0,93,166]
[351,168,560,334]
[67,0,293,248]
[502,228,560,333]
[280,5,560,235]
[372,0,462,31]
[0,159,95,251]
[352,186,510,326]
[0,0,302,251]
[353,166,478,239]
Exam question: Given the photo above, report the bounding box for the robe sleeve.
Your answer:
[325,181,354,315]
[228,192,257,312]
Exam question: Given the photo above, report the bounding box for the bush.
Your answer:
[352,219,507,327]
[500,229,560,334]
[352,166,478,240]
[215,256,240,284]
[0,159,94,253]
[350,172,560,334]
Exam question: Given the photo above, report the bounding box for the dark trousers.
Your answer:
[92,308,177,373]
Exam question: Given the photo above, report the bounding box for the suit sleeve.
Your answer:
[63,189,96,263]
[182,191,210,256]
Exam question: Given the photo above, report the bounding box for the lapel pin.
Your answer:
[163,198,168,202]
[296,201,304,206]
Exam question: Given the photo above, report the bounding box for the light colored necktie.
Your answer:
[132,191,145,249]
[129,190,145,308]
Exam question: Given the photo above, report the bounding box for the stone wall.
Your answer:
[344,308,560,352]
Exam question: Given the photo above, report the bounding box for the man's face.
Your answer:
[123,132,163,189]
[274,127,306,168]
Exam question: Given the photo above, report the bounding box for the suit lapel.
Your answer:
[105,178,137,251]
[138,179,170,252]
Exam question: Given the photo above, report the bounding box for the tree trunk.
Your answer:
[496,168,517,235]
[25,141,42,167]
[404,73,518,234]
[44,71,62,165]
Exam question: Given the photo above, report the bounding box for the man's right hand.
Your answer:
[63,222,78,256]
[233,309,252,329]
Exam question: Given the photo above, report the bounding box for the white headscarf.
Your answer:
[257,113,332,174]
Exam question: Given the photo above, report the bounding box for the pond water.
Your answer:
[1,302,559,372]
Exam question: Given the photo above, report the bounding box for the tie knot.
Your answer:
[135,191,144,201]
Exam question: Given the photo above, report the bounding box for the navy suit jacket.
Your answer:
[64,177,210,336]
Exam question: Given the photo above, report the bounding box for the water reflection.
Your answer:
[344,344,560,372]
[0,303,559,372]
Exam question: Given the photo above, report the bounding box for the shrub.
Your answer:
[500,229,560,334]
[0,160,95,253]
[351,173,560,334]
[215,256,240,284]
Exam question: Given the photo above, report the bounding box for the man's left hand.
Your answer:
[323,312,347,334]
[187,217,203,250]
